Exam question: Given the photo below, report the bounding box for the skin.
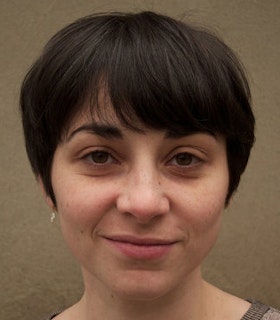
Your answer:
[43,107,250,320]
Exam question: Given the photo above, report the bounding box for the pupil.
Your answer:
[176,153,192,165]
[92,152,108,163]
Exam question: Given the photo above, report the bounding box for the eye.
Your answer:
[168,152,201,167]
[84,150,117,165]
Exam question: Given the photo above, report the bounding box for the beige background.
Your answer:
[1,1,279,319]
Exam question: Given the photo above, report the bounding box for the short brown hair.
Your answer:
[20,11,255,204]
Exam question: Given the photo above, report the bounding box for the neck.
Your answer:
[75,268,215,320]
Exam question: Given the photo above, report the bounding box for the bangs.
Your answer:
[41,11,251,140]
[20,11,254,203]
[77,12,250,138]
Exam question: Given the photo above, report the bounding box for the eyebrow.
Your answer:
[66,122,123,141]
[165,129,216,139]
[66,121,215,142]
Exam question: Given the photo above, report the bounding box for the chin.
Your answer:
[107,269,179,301]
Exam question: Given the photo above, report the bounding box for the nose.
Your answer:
[116,167,170,224]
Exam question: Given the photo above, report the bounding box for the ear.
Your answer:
[38,176,56,210]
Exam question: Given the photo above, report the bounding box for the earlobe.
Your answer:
[37,176,56,210]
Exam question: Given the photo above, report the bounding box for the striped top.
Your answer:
[242,300,280,320]
[48,300,280,319]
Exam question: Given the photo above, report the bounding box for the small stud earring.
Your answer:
[50,212,56,223]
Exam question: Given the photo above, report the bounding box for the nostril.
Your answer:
[116,187,170,223]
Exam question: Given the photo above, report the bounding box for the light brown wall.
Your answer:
[1,1,279,319]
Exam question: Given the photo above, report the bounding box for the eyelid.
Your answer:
[80,148,119,165]
[167,152,202,167]
[166,145,207,161]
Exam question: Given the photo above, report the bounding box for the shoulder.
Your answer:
[242,300,280,320]
[45,312,60,320]
[262,307,280,320]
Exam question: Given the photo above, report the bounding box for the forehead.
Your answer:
[66,97,139,128]
[62,106,226,150]
[62,94,217,144]
[61,100,141,140]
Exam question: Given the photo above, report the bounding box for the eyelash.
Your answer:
[167,152,201,167]
[83,150,118,165]
[82,150,202,169]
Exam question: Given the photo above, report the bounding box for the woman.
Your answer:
[20,11,280,320]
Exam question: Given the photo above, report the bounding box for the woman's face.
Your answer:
[47,106,229,300]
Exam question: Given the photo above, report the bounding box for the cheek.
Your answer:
[53,177,118,232]
[176,183,227,266]
[53,179,119,261]
[182,198,223,244]
[175,176,228,237]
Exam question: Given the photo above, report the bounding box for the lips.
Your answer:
[103,235,177,260]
